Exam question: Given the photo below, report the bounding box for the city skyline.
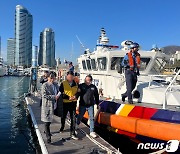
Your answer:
[1,0,180,63]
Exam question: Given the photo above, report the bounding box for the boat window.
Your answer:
[111,57,123,70]
[82,60,87,70]
[139,58,151,71]
[86,60,92,70]
[97,57,107,70]
[91,59,97,70]
[151,57,167,73]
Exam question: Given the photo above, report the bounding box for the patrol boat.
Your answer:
[77,28,180,148]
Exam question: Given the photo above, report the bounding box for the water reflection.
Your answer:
[0,76,36,154]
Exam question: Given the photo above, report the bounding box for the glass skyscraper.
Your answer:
[38,28,55,67]
[15,5,33,67]
[7,38,15,66]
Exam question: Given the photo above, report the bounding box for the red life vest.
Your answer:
[127,51,141,70]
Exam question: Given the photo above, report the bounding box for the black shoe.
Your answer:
[59,127,64,133]
[46,135,51,144]
[122,95,126,102]
[47,138,51,144]
[129,101,133,104]
[44,131,52,136]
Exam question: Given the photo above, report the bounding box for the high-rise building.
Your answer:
[15,5,33,67]
[7,38,15,66]
[38,28,55,67]
[32,45,38,67]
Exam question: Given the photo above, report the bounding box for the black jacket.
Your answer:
[76,83,99,107]
[54,95,63,117]
[40,76,48,84]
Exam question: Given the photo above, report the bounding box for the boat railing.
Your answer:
[148,74,174,88]
[163,69,180,109]
[148,69,180,109]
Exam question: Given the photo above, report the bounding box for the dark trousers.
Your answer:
[44,122,51,140]
[123,70,137,102]
[61,102,77,135]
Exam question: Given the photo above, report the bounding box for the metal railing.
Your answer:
[148,74,174,88]
[163,69,180,109]
[148,69,180,109]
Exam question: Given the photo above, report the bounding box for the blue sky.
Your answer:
[1,0,180,63]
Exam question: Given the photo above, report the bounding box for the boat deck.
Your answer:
[25,94,118,154]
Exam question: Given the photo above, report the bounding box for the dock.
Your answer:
[25,94,119,154]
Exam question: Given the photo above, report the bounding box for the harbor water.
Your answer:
[0,76,38,154]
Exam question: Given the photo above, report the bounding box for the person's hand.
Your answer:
[69,96,76,101]
[69,97,73,101]
[55,95,59,100]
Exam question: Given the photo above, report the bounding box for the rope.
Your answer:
[65,120,119,154]
[149,148,166,154]
[79,128,117,154]
[16,93,25,100]
[0,76,26,92]
[11,94,26,104]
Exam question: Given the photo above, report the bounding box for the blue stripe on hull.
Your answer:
[151,110,180,124]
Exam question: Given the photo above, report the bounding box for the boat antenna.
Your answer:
[76,35,86,50]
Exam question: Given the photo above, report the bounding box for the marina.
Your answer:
[0,1,180,154]
[0,28,180,154]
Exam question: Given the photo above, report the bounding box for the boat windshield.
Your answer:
[86,60,92,70]
[151,57,167,74]
[139,58,151,71]
[111,57,123,70]
[97,57,107,70]
[82,60,87,70]
[110,57,151,71]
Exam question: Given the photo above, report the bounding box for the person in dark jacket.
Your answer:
[76,75,99,138]
[59,71,78,140]
[69,62,74,73]
[40,70,49,84]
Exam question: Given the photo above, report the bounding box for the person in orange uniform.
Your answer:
[121,42,141,104]
[59,71,78,140]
